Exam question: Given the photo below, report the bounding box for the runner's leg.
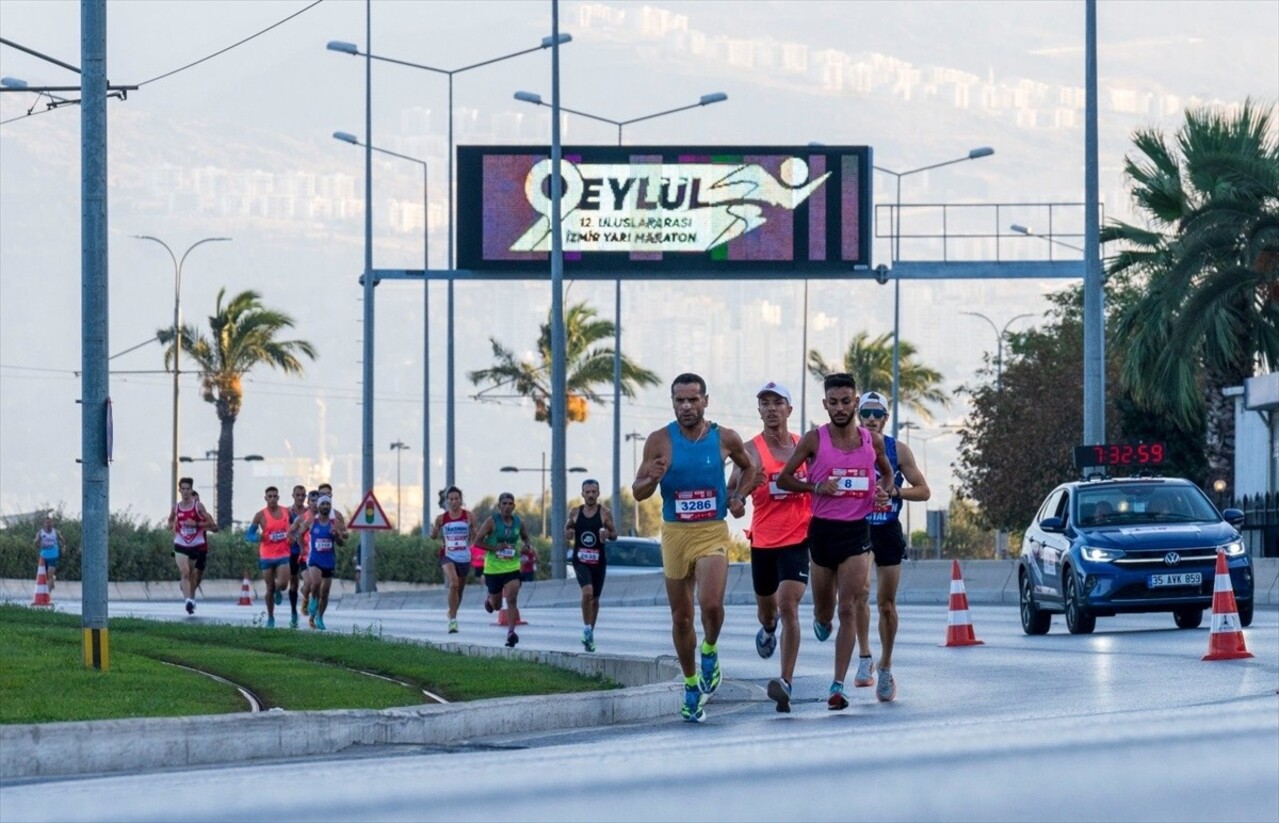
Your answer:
[777,579,805,684]
[877,564,903,670]
[834,553,872,685]
[695,554,728,646]
[664,575,698,677]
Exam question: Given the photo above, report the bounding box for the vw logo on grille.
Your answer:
[1164,552,1181,566]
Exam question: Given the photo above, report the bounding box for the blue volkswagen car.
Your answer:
[1019,477,1253,634]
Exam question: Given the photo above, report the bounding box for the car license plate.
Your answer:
[1148,572,1202,588]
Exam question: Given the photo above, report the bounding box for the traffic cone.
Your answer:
[941,560,984,647]
[237,571,253,606]
[1202,550,1253,661]
[493,608,528,627]
[30,557,52,607]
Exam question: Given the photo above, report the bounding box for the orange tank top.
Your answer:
[749,433,811,548]
[259,507,291,560]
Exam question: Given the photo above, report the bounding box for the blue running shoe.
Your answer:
[582,628,596,653]
[755,625,777,659]
[289,614,299,629]
[698,649,721,696]
[827,681,849,711]
[767,678,793,713]
[681,684,706,723]
[274,590,283,607]
[265,616,275,629]
[813,618,832,642]
[308,598,317,617]
[315,616,326,631]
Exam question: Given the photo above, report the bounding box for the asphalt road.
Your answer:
[3,598,1276,822]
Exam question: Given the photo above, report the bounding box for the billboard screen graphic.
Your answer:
[457,145,872,277]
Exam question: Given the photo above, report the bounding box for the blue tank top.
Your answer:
[660,421,728,523]
[308,518,336,567]
[867,435,905,525]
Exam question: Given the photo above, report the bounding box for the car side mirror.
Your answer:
[1222,508,1245,528]
[1040,516,1065,533]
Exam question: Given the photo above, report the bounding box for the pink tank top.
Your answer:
[807,424,877,522]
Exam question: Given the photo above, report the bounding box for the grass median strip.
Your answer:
[1,605,615,724]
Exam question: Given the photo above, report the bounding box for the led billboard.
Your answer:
[457,145,872,277]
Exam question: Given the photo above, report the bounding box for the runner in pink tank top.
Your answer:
[777,373,893,711]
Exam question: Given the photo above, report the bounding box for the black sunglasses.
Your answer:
[858,408,886,419]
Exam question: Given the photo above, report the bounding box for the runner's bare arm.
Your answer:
[601,507,618,541]
[518,520,533,549]
[474,517,494,544]
[632,429,670,502]
[894,440,931,502]
[429,514,443,539]
[722,428,756,519]
[777,430,821,493]
[197,504,217,530]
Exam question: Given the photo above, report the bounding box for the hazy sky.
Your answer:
[1,0,1276,533]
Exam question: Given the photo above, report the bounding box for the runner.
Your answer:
[852,391,930,702]
[567,478,618,652]
[729,381,812,713]
[168,478,214,615]
[289,494,346,630]
[473,492,532,648]
[285,485,309,628]
[633,372,756,723]
[188,490,216,599]
[32,514,64,592]
[298,489,319,626]
[247,486,291,628]
[429,486,476,633]
[777,373,893,711]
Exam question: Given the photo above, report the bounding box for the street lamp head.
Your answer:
[699,92,728,106]
[1010,224,1034,236]
[540,33,573,48]
[500,466,518,473]
[243,454,265,462]
[1213,478,1228,493]
[569,466,588,473]
[333,131,360,145]
[326,40,360,55]
[513,91,544,105]
[179,456,194,463]
[0,77,29,89]
[968,146,995,159]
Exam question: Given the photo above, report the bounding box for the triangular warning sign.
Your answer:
[348,490,393,530]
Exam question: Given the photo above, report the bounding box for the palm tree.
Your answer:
[469,301,660,424]
[1103,101,1279,490]
[158,288,317,528]
[806,330,948,423]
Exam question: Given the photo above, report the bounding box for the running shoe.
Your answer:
[184,599,195,616]
[266,616,275,629]
[681,683,706,723]
[876,668,897,703]
[505,631,519,648]
[766,678,792,713]
[813,618,832,642]
[484,599,495,614]
[853,656,875,687]
[582,628,596,653]
[755,625,777,659]
[307,598,317,617]
[274,590,283,606]
[290,614,299,629]
[698,649,721,696]
[827,681,849,711]
[315,616,326,631]
[448,619,459,634]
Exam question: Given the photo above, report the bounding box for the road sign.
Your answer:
[348,490,392,531]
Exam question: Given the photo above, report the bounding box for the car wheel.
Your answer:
[1238,598,1253,628]
[1063,571,1096,635]
[1173,607,1203,629]
[1019,572,1051,635]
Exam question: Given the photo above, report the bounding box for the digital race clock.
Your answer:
[1073,443,1167,468]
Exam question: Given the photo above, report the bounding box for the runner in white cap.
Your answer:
[853,390,931,702]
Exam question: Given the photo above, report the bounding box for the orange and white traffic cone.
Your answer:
[1203,550,1253,661]
[30,557,52,607]
[237,571,253,606]
[493,608,528,627]
[941,559,984,647]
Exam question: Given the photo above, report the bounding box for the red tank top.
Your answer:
[259,507,291,560]
[173,500,207,548]
[749,433,811,548]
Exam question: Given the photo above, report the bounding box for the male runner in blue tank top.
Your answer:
[853,391,931,702]
[633,372,757,723]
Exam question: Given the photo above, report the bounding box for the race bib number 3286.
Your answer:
[674,489,718,521]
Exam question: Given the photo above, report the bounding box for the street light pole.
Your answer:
[134,234,231,507]
[333,132,430,535]
[960,311,1033,390]
[390,441,409,533]
[326,33,571,493]
[873,147,994,440]
[512,90,728,533]
[624,430,646,534]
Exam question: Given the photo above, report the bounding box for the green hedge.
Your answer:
[0,509,562,583]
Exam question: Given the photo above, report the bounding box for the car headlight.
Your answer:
[1219,540,1246,557]
[1081,546,1124,562]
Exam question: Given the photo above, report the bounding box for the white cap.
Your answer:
[858,391,889,411]
[755,381,792,404]
[317,494,333,505]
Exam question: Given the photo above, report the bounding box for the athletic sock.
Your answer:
[700,640,717,655]
[289,589,298,614]
[684,674,699,688]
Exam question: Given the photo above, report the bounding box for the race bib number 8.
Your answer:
[674,489,718,521]
[830,468,870,497]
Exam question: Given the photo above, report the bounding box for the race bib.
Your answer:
[674,489,718,521]
[577,547,601,564]
[829,467,870,497]
[767,469,805,500]
[313,538,334,552]
[180,524,197,536]
[443,522,469,550]
[269,530,288,542]
[495,545,517,560]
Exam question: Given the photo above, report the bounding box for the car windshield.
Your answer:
[606,539,663,567]
[1075,483,1219,526]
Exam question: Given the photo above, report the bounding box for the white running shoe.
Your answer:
[876,668,896,702]
[853,656,875,687]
